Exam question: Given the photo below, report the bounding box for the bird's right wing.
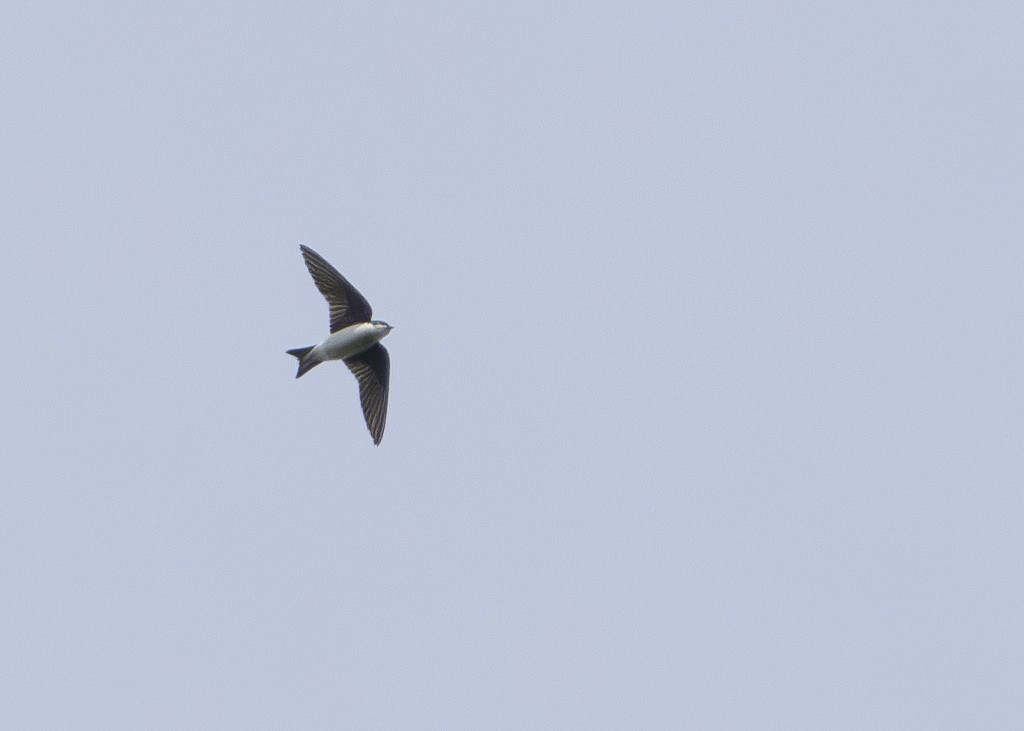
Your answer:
[300,245,373,332]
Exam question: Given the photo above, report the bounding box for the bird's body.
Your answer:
[313,321,391,362]
[287,245,392,445]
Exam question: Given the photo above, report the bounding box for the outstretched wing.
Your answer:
[300,245,373,332]
[344,343,390,445]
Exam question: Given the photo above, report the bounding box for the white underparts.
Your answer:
[314,322,390,361]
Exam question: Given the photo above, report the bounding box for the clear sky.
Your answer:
[2,2,1022,728]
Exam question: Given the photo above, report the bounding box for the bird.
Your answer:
[287,244,393,445]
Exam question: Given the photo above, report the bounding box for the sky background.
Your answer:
[2,2,1022,728]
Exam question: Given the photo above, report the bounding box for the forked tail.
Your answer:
[286,345,321,378]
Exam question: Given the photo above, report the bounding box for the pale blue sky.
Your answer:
[2,2,1022,728]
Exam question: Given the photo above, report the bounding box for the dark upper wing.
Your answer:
[344,343,390,445]
[300,245,373,332]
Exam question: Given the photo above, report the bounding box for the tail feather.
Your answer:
[286,345,321,378]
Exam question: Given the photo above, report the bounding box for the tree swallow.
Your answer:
[287,245,393,445]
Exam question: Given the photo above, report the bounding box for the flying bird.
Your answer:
[287,245,393,445]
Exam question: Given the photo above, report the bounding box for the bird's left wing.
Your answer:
[343,343,390,445]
